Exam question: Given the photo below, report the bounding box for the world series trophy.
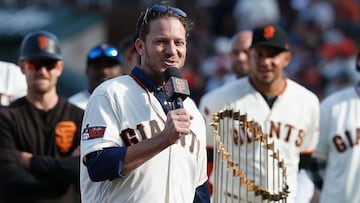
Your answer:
[211,109,290,203]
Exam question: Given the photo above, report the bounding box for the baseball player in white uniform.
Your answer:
[199,24,319,203]
[312,53,360,203]
[80,75,208,202]
[0,61,27,106]
[80,3,210,203]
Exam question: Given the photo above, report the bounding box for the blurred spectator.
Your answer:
[200,36,231,92]
[0,30,83,203]
[209,0,237,37]
[233,0,280,30]
[308,51,360,203]
[334,0,360,44]
[317,32,359,96]
[227,30,252,80]
[68,43,125,109]
[335,0,360,23]
[298,0,335,31]
[0,61,27,106]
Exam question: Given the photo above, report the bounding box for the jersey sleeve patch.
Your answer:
[82,124,106,140]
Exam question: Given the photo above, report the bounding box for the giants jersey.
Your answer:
[80,75,208,203]
[68,90,91,110]
[0,61,27,106]
[315,84,360,203]
[199,77,319,203]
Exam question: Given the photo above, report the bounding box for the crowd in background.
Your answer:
[1,0,359,105]
[177,0,360,105]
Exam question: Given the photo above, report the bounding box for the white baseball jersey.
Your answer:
[314,84,360,203]
[80,75,208,203]
[0,61,27,106]
[68,90,91,109]
[199,77,319,203]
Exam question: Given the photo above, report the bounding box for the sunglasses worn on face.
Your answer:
[142,5,187,25]
[88,47,119,60]
[26,59,58,71]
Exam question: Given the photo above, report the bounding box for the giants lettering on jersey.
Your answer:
[269,121,305,147]
[232,120,306,147]
[333,128,360,153]
[120,119,200,154]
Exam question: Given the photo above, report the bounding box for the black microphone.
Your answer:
[163,67,190,109]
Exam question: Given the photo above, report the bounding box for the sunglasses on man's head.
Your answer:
[142,5,187,25]
[25,59,58,71]
[88,47,119,61]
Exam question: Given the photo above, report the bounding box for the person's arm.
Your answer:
[18,144,80,184]
[85,147,127,181]
[0,114,38,185]
[16,150,80,197]
[84,117,211,203]
[0,157,38,184]
[0,116,70,198]
[84,128,175,182]
[298,153,311,170]
[28,155,80,183]
[193,181,210,203]
[306,156,326,190]
[85,108,193,181]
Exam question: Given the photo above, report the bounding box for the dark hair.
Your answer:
[135,2,193,41]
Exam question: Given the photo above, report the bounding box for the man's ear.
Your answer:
[135,38,144,56]
[55,60,64,76]
[283,52,292,68]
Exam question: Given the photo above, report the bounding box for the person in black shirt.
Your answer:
[0,30,83,203]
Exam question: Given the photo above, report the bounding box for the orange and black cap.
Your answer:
[19,30,62,61]
[251,24,289,51]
